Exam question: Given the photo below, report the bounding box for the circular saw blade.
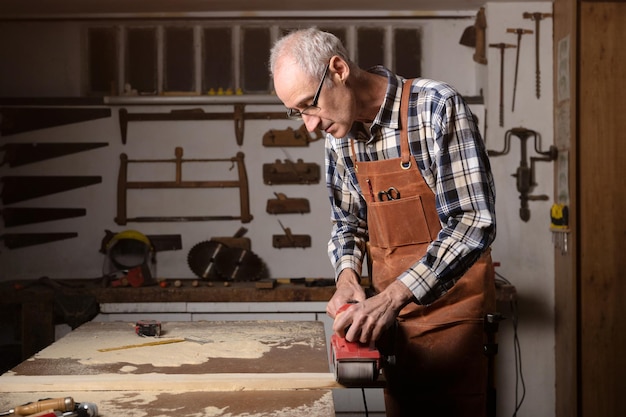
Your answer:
[187,240,227,280]
[214,247,265,281]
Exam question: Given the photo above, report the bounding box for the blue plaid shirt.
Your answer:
[325,67,496,305]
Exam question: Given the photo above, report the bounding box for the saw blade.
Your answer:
[187,240,227,280]
[214,247,265,281]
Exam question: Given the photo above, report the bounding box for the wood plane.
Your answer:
[266,193,310,214]
[263,159,320,185]
[262,124,324,147]
[273,220,311,248]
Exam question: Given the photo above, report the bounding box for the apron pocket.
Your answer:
[368,195,433,248]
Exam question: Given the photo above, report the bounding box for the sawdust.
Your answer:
[33,321,324,369]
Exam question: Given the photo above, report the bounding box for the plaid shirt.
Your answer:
[325,66,496,305]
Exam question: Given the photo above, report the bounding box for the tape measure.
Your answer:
[135,320,161,337]
[550,203,569,230]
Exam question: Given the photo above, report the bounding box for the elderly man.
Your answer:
[269,27,497,417]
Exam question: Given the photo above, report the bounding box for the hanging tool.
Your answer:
[489,43,517,127]
[115,148,252,225]
[100,230,182,253]
[523,12,553,99]
[329,304,384,387]
[187,229,265,281]
[118,106,286,145]
[506,28,533,112]
[1,176,102,205]
[473,7,488,64]
[273,220,311,248]
[210,227,251,250]
[263,159,321,185]
[266,192,310,214]
[487,127,557,221]
[1,142,108,168]
[1,232,78,249]
[262,124,324,147]
[187,240,228,280]
[2,207,86,227]
[214,246,266,282]
[0,107,111,136]
[0,397,74,416]
[102,230,156,287]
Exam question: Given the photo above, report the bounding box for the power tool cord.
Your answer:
[495,271,526,417]
[360,387,370,417]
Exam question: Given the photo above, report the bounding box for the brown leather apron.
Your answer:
[351,81,496,417]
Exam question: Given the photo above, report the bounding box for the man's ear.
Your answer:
[329,56,350,83]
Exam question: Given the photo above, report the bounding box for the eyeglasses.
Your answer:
[286,63,329,120]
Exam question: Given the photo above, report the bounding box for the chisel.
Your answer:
[0,397,74,416]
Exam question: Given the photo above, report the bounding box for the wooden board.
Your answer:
[0,390,335,417]
[0,320,338,416]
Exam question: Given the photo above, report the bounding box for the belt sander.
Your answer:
[330,304,384,387]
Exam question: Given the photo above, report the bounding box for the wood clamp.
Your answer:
[263,159,320,185]
[119,106,286,145]
[115,147,252,225]
[272,220,311,249]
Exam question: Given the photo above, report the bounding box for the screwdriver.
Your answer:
[0,397,75,416]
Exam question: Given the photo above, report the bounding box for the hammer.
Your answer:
[506,28,533,112]
[489,43,517,127]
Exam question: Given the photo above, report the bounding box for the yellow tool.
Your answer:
[98,338,185,352]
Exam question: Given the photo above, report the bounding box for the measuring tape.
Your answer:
[135,320,161,337]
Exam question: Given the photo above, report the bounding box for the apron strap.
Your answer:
[400,79,415,169]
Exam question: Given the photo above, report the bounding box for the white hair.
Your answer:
[269,27,352,81]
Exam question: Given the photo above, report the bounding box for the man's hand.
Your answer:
[332,280,415,344]
[326,269,366,318]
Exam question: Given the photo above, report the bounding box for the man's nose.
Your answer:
[302,114,320,132]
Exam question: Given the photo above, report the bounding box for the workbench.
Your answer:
[0,279,336,364]
[0,320,338,417]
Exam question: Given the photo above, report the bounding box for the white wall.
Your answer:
[484,3,555,417]
[0,15,479,280]
[0,3,556,416]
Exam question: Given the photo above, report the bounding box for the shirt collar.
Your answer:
[369,66,404,131]
[345,66,405,142]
